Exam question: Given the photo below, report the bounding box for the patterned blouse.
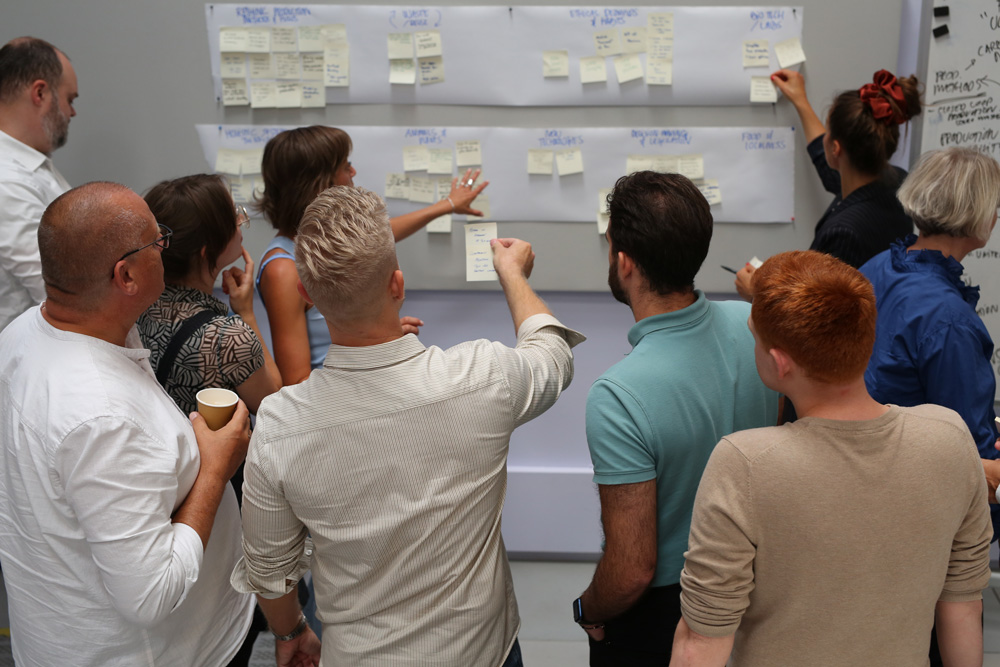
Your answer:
[137,284,264,415]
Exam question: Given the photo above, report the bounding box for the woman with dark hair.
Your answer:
[138,174,281,416]
[255,125,488,385]
[735,69,922,299]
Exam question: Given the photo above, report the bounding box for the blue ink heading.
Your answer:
[631,129,691,147]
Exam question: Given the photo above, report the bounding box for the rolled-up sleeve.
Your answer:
[940,440,992,602]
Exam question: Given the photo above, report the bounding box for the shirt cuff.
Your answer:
[230,537,314,599]
[806,134,826,161]
[171,522,205,611]
[516,313,586,348]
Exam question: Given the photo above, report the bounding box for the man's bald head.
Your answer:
[39,182,151,308]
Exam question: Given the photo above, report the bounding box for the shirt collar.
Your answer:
[161,283,230,317]
[33,307,152,362]
[322,333,427,370]
[890,234,980,306]
[627,290,710,348]
[0,127,51,172]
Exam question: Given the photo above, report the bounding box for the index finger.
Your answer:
[241,247,254,270]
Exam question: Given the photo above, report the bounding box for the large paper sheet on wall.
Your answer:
[204,4,804,106]
[196,124,796,223]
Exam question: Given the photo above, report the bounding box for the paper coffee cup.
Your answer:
[196,388,239,431]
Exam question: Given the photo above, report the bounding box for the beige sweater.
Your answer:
[680,404,991,666]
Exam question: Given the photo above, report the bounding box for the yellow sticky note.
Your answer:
[626,155,653,174]
[648,36,674,62]
[301,84,325,108]
[219,28,250,53]
[646,59,673,86]
[455,140,482,167]
[580,56,607,84]
[388,33,414,59]
[274,53,301,80]
[298,26,324,52]
[241,149,265,175]
[556,148,584,176]
[648,12,674,39]
[427,148,454,175]
[385,173,410,199]
[324,43,350,87]
[527,149,554,175]
[750,76,778,103]
[215,148,243,175]
[427,215,452,233]
[246,28,271,53]
[250,81,277,108]
[472,194,491,219]
[598,211,610,234]
[774,37,806,68]
[614,54,644,84]
[248,53,274,79]
[414,30,443,58]
[418,56,445,85]
[743,40,770,68]
[271,27,298,52]
[543,50,569,78]
[275,82,302,108]
[621,27,647,54]
[389,59,416,84]
[677,154,705,181]
[697,179,722,206]
[598,188,612,215]
[651,155,679,173]
[221,79,250,106]
[220,53,246,78]
[593,29,622,57]
[465,222,498,282]
[321,24,348,44]
[403,146,430,171]
[231,179,254,204]
[301,54,324,81]
[408,176,435,204]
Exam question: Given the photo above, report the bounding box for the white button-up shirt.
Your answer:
[0,129,70,331]
[0,308,254,666]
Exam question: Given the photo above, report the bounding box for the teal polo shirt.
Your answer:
[586,291,778,587]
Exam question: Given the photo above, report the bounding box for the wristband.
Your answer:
[271,613,308,641]
[445,196,456,212]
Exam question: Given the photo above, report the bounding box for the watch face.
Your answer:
[573,597,584,623]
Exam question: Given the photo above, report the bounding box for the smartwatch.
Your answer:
[572,597,605,630]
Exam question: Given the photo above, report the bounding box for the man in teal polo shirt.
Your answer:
[573,171,778,666]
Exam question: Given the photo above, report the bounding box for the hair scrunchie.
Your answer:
[859,70,909,125]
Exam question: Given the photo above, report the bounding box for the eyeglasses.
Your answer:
[112,224,172,277]
[236,205,250,230]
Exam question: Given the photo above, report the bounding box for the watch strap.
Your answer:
[271,613,308,641]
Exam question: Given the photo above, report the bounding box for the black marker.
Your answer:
[721,265,739,274]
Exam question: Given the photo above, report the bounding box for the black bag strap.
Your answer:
[155,310,218,387]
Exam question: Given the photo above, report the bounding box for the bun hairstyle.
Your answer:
[827,70,922,176]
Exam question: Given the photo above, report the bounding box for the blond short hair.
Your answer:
[898,148,1000,242]
[295,186,397,322]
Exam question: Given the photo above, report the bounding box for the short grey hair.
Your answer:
[295,186,397,321]
[898,147,1000,242]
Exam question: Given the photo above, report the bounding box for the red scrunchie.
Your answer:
[859,70,909,125]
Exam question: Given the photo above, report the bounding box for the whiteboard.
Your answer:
[196,123,796,223]
[205,4,804,106]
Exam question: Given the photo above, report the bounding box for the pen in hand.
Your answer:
[721,265,739,274]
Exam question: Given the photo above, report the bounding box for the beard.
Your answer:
[42,99,69,152]
[608,255,630,306]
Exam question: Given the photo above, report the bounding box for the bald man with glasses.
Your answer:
[0,182,256,667]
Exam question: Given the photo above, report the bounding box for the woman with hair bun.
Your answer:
[736,69,922,299]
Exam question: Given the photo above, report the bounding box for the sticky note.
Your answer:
[651,155,679,173]
[598,188,612,215]
[274,53,301,80]
[455,140,482,167]
[614,54,644,84]
[621,27,647,54]
[556,148,584,176]
[750,76,778,103]
[774,37,806,68]
[646,59,673,85]
[275,82,302,108]
[215,148,243,175]
[414,30,443,58]
[271,27,298,52]
[472,194,491,219]
[743,40,770,68]
[249,81,277,108]
[427,215,452,233]
[321,24,348,44]
[466,222,498,282]
[648,36,674,62]
[749,256,763,269]
[324,43,350,87]
[598,211,610,234]
[246,28,271,53]
[677,154,705,181]
[418,56,445,85]
[697,179,722,206]
[543,50,569,78]
[408,176,436,204]
[593,29,622,57]
[241,148,264,175]
[403,146,430,171]
[231,179,254,204]
[248,53,274,79]
[527,149,554,175]
[220,53,246,78]
[221,79,250,106]
[219,28,250,53]
[648,12,674,39]
[434,177,454,200]
[580,56,607,84]
[298,26,324,52]
[301,54,324,80]
[388,33,414,59]
[427,148,454,175]
[626,155,653,174]
[301,84,325,108]
[389,59,416,84]
[385,173,410,199]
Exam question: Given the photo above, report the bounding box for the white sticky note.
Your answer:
[598,188,612,215]
[626,154,653,174]
[219,28,250,53]
[677,154,705,181]
[648,12,674,39]
[651,155,680,173]
[418,56,445,85]
[250,81,277,108]
[321,24,348,44]
[385,173,410,199]
[408,176,435,204]
[749,256,764,269]
[614,54,644,84]
[221,79,250,106]
[465,222,498,282]
[580,56,607,84]
[543,50,570,78]
[648,36,674,62]
[301,54,324,80]
[594,29,622,57]
[389,59,416,84]
[246,28,271,53]
[248,53,274,79]
[621,27,647,54]
[414,30,443,58]
[324,43,350,87]
[275,82,302,108]
[274,53,301,80]
[435,177,454,201]
[301,84,325,108]
[298,26,324,52]
[527,149,554,175]
[743,40,770,68]
[697,179,722,206]
[241,148,265,175]
[556,148,584,176]
[598,211,610,234]
[427,215,452,233]
[231,179,254,204]
[472,194,491,219]
[388,33,414,59]
[646,59,673,85]
[774,37,806,68]
[220,53,247,78]
[455,140,482,167]
[750,76,778,103]
[403,145,430,171]
[427,148,454,175]
[271,27,298,52]
[215,148,243,175]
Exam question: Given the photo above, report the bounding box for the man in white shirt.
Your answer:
[232,186,584,667]
[0,37,77,331]
[0,182,255,666]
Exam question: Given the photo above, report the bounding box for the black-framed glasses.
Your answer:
[112,224,172,277]
[236,205,250,229]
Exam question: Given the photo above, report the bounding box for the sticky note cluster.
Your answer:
[743,37,807,103]
[624,153,722,207]
[387,30,444,85]
[384,140,486,227]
